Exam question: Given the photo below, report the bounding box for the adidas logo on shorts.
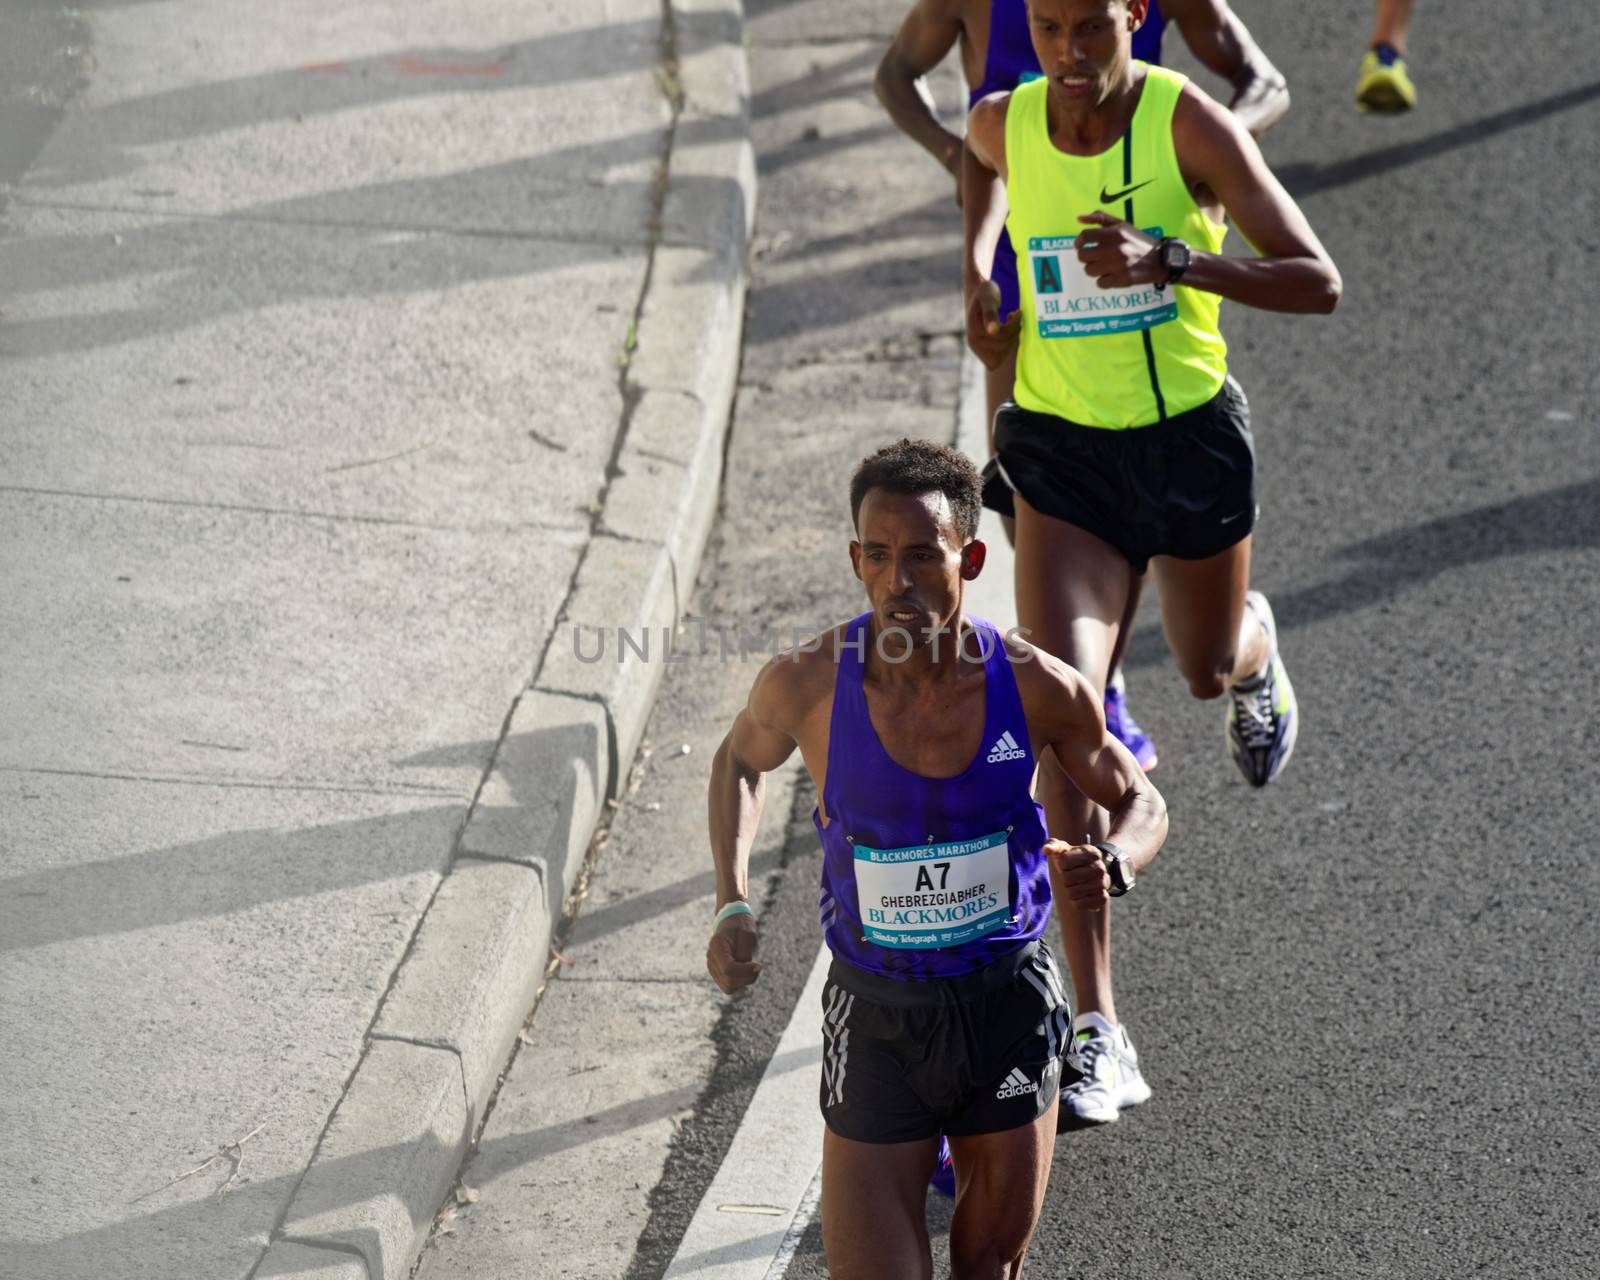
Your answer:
[986,731,1027,764]
[995,1067,1039,1100]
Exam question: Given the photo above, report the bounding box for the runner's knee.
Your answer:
[950,1227,1030,1279]
[1177,651,1233,700]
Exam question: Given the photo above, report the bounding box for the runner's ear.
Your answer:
[961,540,987,580]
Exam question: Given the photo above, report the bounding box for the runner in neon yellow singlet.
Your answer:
[874,0,1293,790]
[963,0,1341,1125]
[1005,64,1227,426]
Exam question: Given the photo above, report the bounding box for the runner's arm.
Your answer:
[1161,0,1290,137]
[1022,654,1167,907]
[706,660,804,991]
[963,95,1020,368]
[1079,87,1341,312]
[875,0,968,182]
[1040,666,1167,873]
[1164,86,1340,311]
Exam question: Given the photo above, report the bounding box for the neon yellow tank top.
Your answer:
[1005,66,1228,429]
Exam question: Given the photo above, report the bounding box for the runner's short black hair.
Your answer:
[850,438,982,544]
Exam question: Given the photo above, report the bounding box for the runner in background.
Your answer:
[877,0,1290,779]
[1357,0,1417,113]
[963,0,1340,1127]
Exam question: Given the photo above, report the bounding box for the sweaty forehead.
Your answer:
[857,488,960,546]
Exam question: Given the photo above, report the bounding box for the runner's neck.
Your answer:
[1045,64,1146,156]
[863,613,983,687]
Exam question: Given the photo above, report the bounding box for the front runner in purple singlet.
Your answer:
[705,439,1167,1276]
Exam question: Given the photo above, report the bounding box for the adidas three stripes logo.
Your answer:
[987,731,1027,764]
[995,1066,1039,1100]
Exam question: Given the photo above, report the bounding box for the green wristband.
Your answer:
[714,901,755,927]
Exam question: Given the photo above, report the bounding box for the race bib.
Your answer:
[1027,230,1177,338]
[853,831,1012,950]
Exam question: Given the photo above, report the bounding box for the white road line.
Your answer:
[663,352,1009,1280]
[662,944,831,1279]
[762,1165,822,1280]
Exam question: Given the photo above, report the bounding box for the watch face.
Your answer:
[1167,242,1190,272]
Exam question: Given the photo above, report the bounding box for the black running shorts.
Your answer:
[818,941,1070,1144]
[984,376,1257,571]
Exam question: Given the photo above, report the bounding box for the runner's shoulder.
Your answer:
[748,621,852,730]
[966,87,1014,143]
[1005,633,1099,724]
[964,88,1014,171]
[968,86,1014,125]
[1172,75,1255,156]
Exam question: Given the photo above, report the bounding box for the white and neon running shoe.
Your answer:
[1059,1011,1152,1126]
[1226,590,1298,788]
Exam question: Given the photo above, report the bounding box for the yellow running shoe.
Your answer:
[1357,45,1416,113]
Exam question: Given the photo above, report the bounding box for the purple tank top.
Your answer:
[813,614,1051,981]
[970,0,1165,107]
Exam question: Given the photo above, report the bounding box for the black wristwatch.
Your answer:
[1157,236,1191,288]
[1094,841,1136,897]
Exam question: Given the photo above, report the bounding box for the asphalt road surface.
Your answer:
[453,0,1600,1275]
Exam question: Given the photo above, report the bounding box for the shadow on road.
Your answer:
[1279,79,1600,199]
[2,7,758,360]
[0,801,457,953]
[1,706,602,951]
[1123,473,1600,671]
[0,113,748,360]
[18,15,734,175]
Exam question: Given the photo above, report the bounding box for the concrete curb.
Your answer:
[255,1242,368,1280]
[252,2,752,1276]
[277,1041,469,1279]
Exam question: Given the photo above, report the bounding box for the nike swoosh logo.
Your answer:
[1099,178,1153,205]
[1220,510,1248,525]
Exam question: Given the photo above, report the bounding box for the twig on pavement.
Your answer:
[132,1121,268,1202]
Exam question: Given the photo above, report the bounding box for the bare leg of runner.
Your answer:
[1151,538,1298,790]
[820,1131,940,1279]
[1106,569,1145,675]
[1371,0,1416,55]
[1150,539,1267,699]
[984,349,1018,547]
[1014,507,1281,1132]
[1012,496,1135,1026]
[1358,0,1417,111]
[947,1108,1057,1280]
[995,371,1156,771]
[1103,570,1158,767]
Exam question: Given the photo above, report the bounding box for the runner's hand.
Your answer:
[965,278,1020,369]
[1075,213,1161,289]
[1044,838,1111,910]
[707,910,763,993]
